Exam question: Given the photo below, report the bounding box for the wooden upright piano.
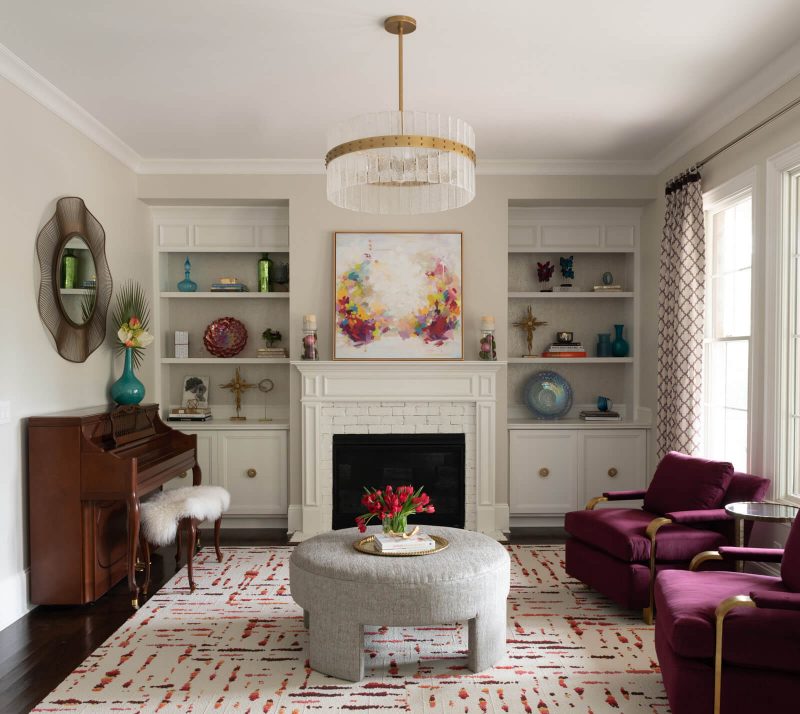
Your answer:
[28,404,199,608]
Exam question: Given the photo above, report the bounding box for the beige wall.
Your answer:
[138,173,655,518]
[0,76,152,629]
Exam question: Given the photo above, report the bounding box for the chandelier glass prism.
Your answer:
[325,16,476,215]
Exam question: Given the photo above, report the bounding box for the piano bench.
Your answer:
[140,485,231,594]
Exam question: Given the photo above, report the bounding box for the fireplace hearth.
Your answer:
[332,433,465,530]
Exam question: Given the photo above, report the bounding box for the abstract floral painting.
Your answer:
[334,232,463,359]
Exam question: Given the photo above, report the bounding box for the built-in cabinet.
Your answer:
[153,205,291,528]
[509,424,648,526]
[507,207,651,527]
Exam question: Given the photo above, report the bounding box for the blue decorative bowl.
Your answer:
[524,371,573,419]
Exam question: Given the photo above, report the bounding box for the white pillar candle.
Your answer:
[481,316,495,331]
[303,314,317,331]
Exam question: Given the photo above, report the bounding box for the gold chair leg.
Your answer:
[714,596,754,714]
[643,517,672,624]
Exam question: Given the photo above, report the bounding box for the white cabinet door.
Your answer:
[219,431,288,516]
[165,431,215,491]
[580,430,646,507]
[509,430,578,514]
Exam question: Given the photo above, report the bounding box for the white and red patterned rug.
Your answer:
[33,545,669,713]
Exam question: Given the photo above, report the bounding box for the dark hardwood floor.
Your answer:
[0,529,562,714]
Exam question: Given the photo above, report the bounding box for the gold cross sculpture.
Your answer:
[513,306,548,356]
[220,367,255,421]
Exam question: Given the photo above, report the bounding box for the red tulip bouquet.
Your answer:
[355,485,435,535]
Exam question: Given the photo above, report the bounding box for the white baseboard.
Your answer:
[510,515,567,529]
[0,567,32,632]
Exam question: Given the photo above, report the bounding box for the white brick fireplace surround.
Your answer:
[291,362,507,541]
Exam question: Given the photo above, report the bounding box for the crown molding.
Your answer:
[136,158,324,175]
[476,158,656,176]
[651,39,800,176]
[0,42,142,171]
[137,157,657,176]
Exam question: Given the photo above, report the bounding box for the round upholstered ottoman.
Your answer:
[289,526,510,681]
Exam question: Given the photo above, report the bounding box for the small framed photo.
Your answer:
[182,375,210,409]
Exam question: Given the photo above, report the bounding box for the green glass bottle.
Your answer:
[258,253,272,292]
[62,249,77,289]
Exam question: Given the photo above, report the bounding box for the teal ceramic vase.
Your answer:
[596,333,612,357]
[611,324,629,357]
[111,348,145,405]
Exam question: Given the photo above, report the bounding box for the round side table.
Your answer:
[724,501,799,570]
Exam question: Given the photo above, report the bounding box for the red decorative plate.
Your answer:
[203,317,248,357]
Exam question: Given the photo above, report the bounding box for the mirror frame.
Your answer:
[36,197,113,362]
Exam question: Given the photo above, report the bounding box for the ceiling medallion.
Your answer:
[325,15,476,214]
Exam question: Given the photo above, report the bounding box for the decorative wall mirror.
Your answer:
[36,197,113,362]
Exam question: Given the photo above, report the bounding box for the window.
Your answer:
[702,190,753,471]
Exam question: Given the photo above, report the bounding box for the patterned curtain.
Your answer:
[657,168,705,458]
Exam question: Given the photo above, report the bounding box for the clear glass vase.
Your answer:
[382,514,408,535]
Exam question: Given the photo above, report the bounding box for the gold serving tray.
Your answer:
[353,534,449,557]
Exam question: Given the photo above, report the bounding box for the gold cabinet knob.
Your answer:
[539,467,550,478]
[608,467,618,478]
[179,472,187,478]
[246,468,257,478]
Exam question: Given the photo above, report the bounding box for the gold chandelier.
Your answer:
[325,15,476,214]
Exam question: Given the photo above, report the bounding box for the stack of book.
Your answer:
[168,408,213,422]
[593,284,623,292]
[579,410,622,421]
[542,341,588,358]
[373,532,436,553]
[211,277,249,292]
[257,347,287,358]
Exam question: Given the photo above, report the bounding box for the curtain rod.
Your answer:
[694,94,800,169]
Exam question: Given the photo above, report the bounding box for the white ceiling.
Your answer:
[2,0,800,168]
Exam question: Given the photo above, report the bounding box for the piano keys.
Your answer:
[28,404,199,608]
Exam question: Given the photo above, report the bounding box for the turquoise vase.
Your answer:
[596,333,612,357]
[611,324,629,357]
[111,348,145,405]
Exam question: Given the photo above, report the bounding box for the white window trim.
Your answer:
[702,168,757,473]
[766,142,800,505]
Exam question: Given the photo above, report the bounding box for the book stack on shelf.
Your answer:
[168,407,213,422]
[593,284,623,292]
[579,410,622,421]
[373,532,436,553]
[211,277,249,293]
[541,341,588,358]
[257,347,287,359]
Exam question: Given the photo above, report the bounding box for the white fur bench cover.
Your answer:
[141,485,231,546]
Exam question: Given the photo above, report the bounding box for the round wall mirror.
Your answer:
[36,197,112,362]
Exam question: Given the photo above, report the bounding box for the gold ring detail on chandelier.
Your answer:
[325,135,476,167]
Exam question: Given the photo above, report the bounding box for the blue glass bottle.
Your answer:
[177,256,198,292]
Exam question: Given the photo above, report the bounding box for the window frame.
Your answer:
[702,169,757,473]
[767,144,800,505]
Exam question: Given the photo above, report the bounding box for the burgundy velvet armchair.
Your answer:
[564,451,770,623]
[654,514,800,714]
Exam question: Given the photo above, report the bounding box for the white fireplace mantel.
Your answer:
[291,361,506,541]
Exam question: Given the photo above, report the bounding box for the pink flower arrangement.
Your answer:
[355,484,435,534]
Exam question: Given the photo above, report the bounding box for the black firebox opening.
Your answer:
[332,433,465,530]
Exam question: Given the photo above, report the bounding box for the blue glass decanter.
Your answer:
[177,256,198,292]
